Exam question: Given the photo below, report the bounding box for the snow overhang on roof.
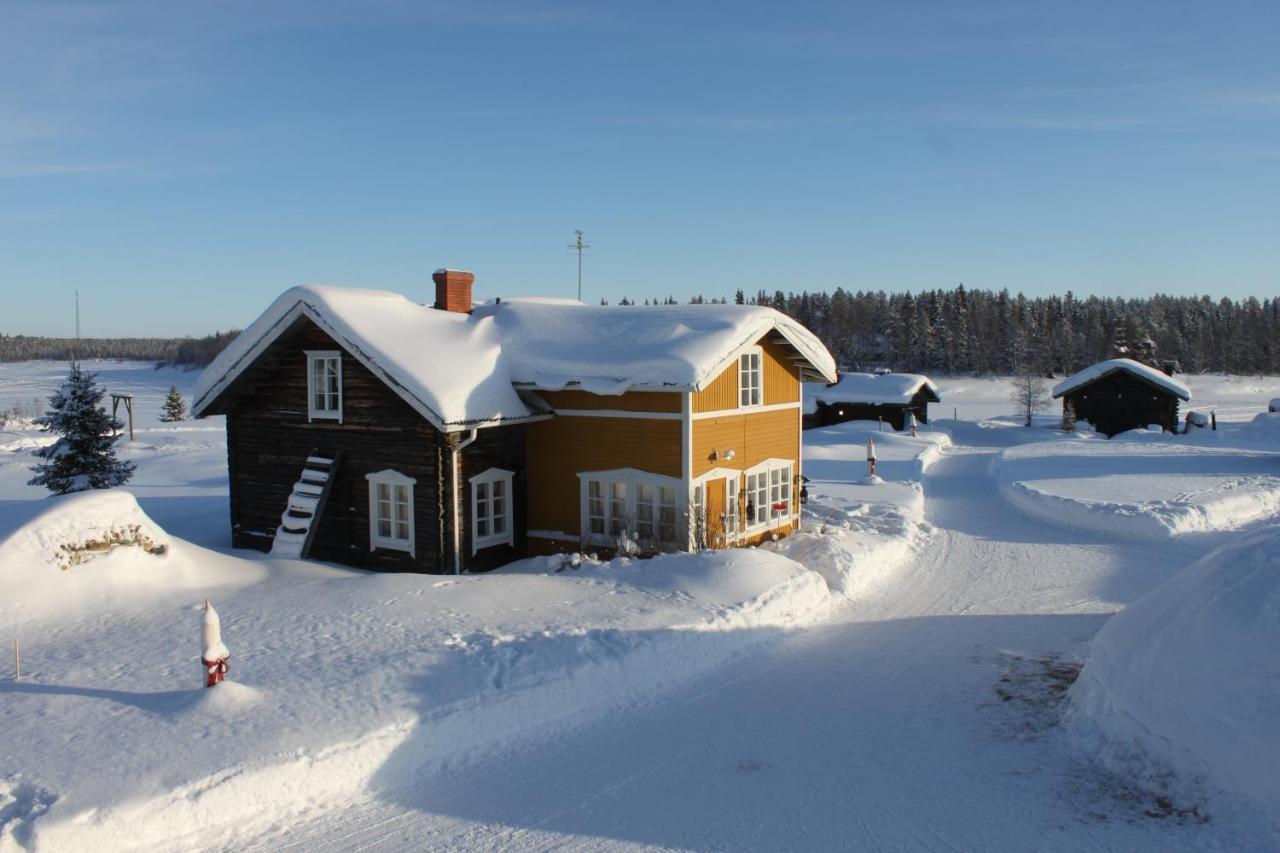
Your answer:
[471,300,838,394]
[191,286,542,432]
[803,373,940,414]
[1051,358,1191,402]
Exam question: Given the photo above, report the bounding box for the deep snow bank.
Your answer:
[992,436,1280,539]
[1069,528,1280,828]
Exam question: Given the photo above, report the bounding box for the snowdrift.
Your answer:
[1069,528,1280,828]
[991,437,1280,539]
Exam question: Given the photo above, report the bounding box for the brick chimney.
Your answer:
[432,269,475,314]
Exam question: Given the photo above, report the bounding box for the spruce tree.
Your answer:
[160,385,187,422]
[29,364,136,495]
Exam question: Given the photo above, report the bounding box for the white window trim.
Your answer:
[577,468,684,548]
[742,458,796,533]
[306,350,343,422]
[470,467,515,554]
[366,469,415,556]
[737,345,764,409]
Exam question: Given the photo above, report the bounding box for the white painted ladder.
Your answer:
[271,453,337,558]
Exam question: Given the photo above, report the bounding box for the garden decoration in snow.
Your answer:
[202,599,231,688]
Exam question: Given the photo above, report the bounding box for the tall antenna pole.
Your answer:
[74,289,81,367]
[568,230,590,301]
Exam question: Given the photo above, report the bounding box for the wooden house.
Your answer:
[192,271,838,573]
[804,373,939,431]
[1051,358,1191,437]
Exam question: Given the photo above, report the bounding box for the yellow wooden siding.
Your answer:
[762,339,800,405]
[692,337,800,413]
[691,408,799,478]
[535,389,682,413]
[525,416,683,537]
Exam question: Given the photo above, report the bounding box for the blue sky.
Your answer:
[2,1,1279,336]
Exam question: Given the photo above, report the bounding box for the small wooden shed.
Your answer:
[805,373,940,431]
[1052,359,1191,437]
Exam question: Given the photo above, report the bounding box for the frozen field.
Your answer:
[2,362,1279,851]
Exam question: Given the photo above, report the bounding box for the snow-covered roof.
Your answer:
[191,286,541,432]
[194,286,838,429]
[1051,359,1191,402]
[804,372,940,413]
[472,300,837,393]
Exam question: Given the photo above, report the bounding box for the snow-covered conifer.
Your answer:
[160,385,187,422]
[28,364,135,495]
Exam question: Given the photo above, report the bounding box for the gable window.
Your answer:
[743,460,793,531]
[471,468,514,553]
[366,470,415,556]
[307,351,342,421]
[739,347,763,407]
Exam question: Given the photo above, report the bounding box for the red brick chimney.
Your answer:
[432,269,475,314]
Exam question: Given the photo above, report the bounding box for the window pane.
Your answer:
[493,480,504,499]
[396,521,409,540]
[476,482,488,502]
[378,519,391,537]
[589,517,605,535]
[478,518,489,537]
[492,496,504,516]
[378,483,390,502]
[493,514,505,534]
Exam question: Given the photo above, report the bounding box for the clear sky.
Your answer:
[3,1,1279,336]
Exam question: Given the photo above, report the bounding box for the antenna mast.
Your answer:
[568,230,590,301]
[74,289,81,367]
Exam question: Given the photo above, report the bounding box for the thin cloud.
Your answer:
[0,161,134,179]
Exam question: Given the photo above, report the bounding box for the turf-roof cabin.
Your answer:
[192,271,838,573]
[1052,358,1191,437]
[804,373,940,431]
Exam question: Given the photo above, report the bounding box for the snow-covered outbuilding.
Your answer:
[192,271,837,573]
[804,373,940,431]
[1051,358,1190,437]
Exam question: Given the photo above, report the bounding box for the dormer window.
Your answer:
[307,351,342,421]
[739,346,763,407]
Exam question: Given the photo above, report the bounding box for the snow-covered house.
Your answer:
[192,271,837,573]
[804,372,939,431]
[1052,358,1190,437]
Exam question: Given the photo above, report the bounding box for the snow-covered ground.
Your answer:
[2,362,1279,851]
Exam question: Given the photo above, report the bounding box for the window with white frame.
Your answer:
[739,347,763,407]
[580,471,682,547]
[307,351,342,420]
[724,478,739,537]
[471,468,514,553]
[743,461,793,530]
[366,470,415,555]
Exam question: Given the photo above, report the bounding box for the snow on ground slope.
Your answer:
[992,430,1280,539]
[1069,526,1280,830]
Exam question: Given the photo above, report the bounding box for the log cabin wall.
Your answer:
[1064,371,1181,437]
[456,422,528,572]
[220,318,450,572]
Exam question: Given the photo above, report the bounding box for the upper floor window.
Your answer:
[366,469,415,555]
[471,468,515,553]
[307,351,342,421]
[739,347,762,407]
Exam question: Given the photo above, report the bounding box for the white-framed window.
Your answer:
[366,469,415,556]
[724,478,739,537]
[470,467,514,554]
[307,350,343,421]
[739,346,763,407]
[579,469,683,548]
[743,459,794,531]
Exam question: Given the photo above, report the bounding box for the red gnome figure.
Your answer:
[201,598,231,688]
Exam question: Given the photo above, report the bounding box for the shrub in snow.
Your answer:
[28,363,135,495]
[55,522,167,570]
[160,384,187,422]
[1069,529,1280,824]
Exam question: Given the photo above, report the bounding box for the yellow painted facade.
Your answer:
[524,330,806,553]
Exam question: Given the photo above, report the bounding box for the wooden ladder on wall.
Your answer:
[270,450,341,559]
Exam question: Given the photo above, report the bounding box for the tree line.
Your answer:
[612,287,1280,377]
[0,330,240,367]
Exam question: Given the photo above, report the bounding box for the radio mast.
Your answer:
[568,230,590,302]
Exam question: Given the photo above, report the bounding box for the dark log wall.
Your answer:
[1063,371,1180,437]
[222,318,449,572]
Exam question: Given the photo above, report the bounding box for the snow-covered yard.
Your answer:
[2,363,1279,850]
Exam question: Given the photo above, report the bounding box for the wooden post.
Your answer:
[111,394,135,441]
